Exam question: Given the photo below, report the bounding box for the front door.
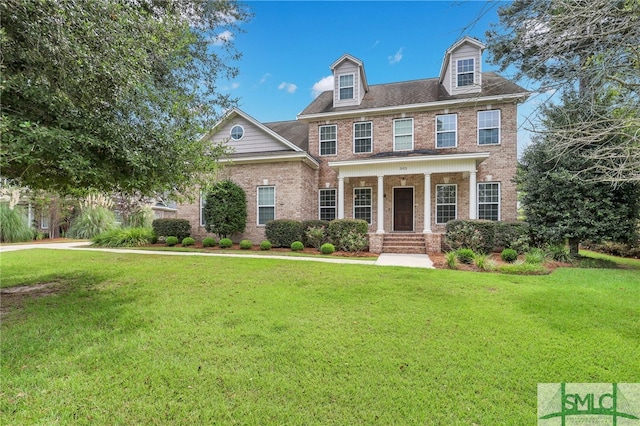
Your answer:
[393,188,414,231]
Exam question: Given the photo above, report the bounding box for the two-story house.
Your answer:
[176,37,529,253]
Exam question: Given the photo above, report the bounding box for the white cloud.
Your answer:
[311,75,333,98]
[259,73,272,84]
[278,82,298,94]
[371,40,380,49]
[212,30,234,46]
[388,48,403,64]
[221,82,240,91]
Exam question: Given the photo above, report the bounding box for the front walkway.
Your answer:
[0,241,434,269]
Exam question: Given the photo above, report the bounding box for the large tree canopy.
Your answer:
[1,0,250,196]
[486,0,640,184]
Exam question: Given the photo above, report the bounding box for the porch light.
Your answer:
[400,178,406,186]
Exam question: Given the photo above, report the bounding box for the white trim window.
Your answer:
[354,187,372,224]
[339,74,354,100]
[257,186,275,225]
[319,189,337,221]
[319,125,337,156]
[478,182,500,221]
[199,193,206,226]
[478,110,501,145]
[436,114,457,148]
[230,125,244,141]
[457,58,475,87]
[393,118,413,151]
[436,184,457,224]
[40,211,49,229]
[353,121,372,153]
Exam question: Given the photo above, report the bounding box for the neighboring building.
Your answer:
[177,37,529,253]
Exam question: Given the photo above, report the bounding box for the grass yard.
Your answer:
[1,250,639,424]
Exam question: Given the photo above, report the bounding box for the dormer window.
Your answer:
[339,74,354,100]
[457,58,475,87]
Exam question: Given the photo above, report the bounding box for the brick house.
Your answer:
[177,37,529,253]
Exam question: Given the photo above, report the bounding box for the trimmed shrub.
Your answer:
[291,241,304,251]
[455,248,476,264]
[219,238,233,249]
[166,236,179,246]
[260,240,272,251]
[501,248,518,263]
[182,237,195,247]
[327,219,368,251]
[92,227,155,247]
[202,180,247,239]
[445,219,530,253]
[340,230,369,253]
[202,237,217,248]
[240,239,252,250]
[495,221,530,253]
[68,206,117,239]
[265,219,303,248]
[301,220,329,247]
[320,243,335,255]
[152,218,191,241]
[0,204,32,243]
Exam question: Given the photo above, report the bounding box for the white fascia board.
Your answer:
[297,92,530,121]
[202,108,304,153]
[220,152,319,169]
[438,36,486,83]
[328,152,490,169]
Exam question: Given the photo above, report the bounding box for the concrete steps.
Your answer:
[381,234,427,254]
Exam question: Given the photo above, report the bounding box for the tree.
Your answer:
[1,0,250,197]
[486,0,640,184]
[203,180,246,239]
[518,95,640,255]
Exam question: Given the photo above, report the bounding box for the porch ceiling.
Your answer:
[328,151,490,178]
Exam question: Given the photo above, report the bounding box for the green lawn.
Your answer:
[1,250,638,425]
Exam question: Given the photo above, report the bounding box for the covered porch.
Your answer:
[328,152,490,253]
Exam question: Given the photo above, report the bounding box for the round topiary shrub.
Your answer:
[291,241,304,251]
[501,248,518,263]
[219,238,233,249]
[455,248,476,264]
[260,240,272,251]
[320,243,335,255]
[202,237,216,248]
[166,236,179,247]
[182,237,195,246]
[239,239,252,250]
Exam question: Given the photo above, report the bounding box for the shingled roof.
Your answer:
[264,120,309,151]
[298,72,528,117]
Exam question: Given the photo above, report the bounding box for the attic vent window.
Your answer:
[339,74,354,100]
[457,58,475,87]
[230,125,244,140]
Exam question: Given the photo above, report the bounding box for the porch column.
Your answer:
[337,177,345,219]
[423,173,432,233]
[376,175,384,234]
[469,170,477,219]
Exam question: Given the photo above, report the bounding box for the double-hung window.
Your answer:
[478,183,500,221]
[257,186,275,225]
[339,74,354,100]
[354,122,372,153]
[354,187,372,224]
[436,114,457,148]
[436,184,457,224]
[394,118,413,151]
[319,125,337,156]
[457,58,474,87]
[199,193,206,226]
[319,189,337,221]
[478,110,501,145]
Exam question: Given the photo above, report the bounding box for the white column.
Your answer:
[376,175,385,234]
[469,170,477,219]
[338,177,345,219]
[423,173,432,233]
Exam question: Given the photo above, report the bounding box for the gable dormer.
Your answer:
[330,54,368,108]
[439,36,485,96]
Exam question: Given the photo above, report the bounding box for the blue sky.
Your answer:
[216,1,537,153]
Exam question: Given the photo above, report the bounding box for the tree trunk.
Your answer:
[49,198,60,239]
[568,237,580,257]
